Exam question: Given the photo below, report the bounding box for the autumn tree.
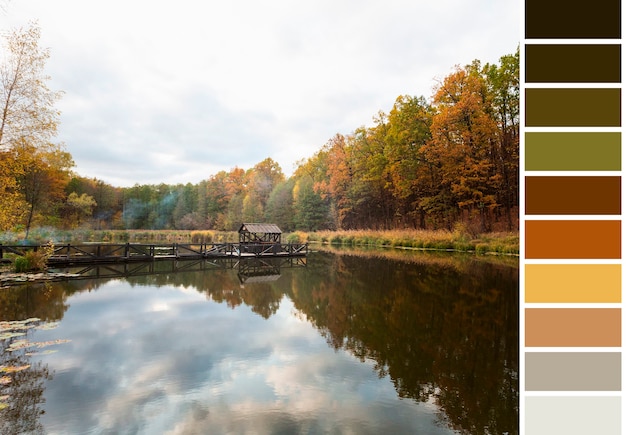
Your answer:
[425,61,500,231]
[0,149,25,230]
[241,158,284,223]
[485,49,520,230]
[315,134,356,229]
[264,178,295,231]
[0,22,61,150]
[205,167,245,230]
[384,95,433,228]
[0,22,67,233]
[15,140,73,236]
[64,192,97,228]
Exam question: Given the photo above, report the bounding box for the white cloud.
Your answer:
[4,0,519,186]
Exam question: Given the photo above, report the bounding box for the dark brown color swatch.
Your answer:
[525,0,621,38]
[526,45,620,83]
[525,220,621,259]
[525,176,621,214]
[525,89,621,127]
[526,308,621,347]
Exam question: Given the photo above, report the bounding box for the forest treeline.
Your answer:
[1,23,519,238]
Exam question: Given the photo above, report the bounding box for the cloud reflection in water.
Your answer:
[34,280,454,434]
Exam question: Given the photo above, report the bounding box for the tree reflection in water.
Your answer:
[281,250,519,435]
[0,319,53,435]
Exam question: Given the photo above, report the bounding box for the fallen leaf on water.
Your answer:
[0,365,30,373]
[36,322,60,330]
[0,331,26,340]
[1,318,41,332]
[34,339,71,348]
[7,340,29,352]
[26,349,58,356]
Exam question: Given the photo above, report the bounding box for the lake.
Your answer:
[0,248,518,435]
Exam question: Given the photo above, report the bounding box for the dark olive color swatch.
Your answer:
[525,89,621,127]
[526,0,621,38]
[525,132,621,171]
[525,220,621,259]
[526,45,620,83]
[525,176,621,215]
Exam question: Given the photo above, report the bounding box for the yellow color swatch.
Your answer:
[525,264,621,303]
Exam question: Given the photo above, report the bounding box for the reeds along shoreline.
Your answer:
[0,228,519,256]
[289,229,518,255]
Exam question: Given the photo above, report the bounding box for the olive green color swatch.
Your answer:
[525,132,621,171]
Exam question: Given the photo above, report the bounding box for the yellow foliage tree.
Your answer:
[0,21,69,233]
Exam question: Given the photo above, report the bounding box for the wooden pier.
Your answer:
[0,242,308,266]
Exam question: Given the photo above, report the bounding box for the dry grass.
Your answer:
[287,229,518,255]
[2,227,518,256]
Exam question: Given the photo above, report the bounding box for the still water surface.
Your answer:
[1,249,518,434]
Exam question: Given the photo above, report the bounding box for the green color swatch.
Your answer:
[525,132,621,171]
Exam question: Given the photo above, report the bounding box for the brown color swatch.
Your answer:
[526,45,620,83]
[525,176,621,215]
[525,352,621,391]
[525,0,621,38]
[525,308,621,347]
[525,220,621,259]
[525,89,621,127]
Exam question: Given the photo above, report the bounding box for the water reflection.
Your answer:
[0,250,518,434]
[0,318,55,435]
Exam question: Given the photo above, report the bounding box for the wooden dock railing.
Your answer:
[0,242,308,266]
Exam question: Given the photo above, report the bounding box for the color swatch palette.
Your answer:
[522,1,622,433]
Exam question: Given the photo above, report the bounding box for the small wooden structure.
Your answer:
[238,223,282,244]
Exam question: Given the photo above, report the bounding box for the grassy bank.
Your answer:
[285,229,518,255]
[1,227,518,256]
[0,229,237,245]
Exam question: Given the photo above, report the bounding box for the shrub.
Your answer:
[15,251,47,273]
[330,235,343,245]
[14,256,30,273]
[307,233,321,242]
[285,233,302,243]
[341,235,355,245]
[475,243,489,254]
[14,242,54,272]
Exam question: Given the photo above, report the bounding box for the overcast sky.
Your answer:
[3,0,519,187]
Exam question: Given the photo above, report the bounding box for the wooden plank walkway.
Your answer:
[0,242,308,266]
[1,256,308,287]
